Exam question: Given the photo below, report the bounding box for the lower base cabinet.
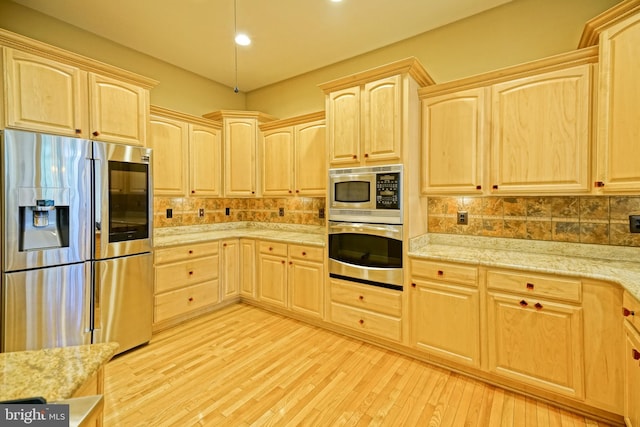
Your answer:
[239,239,256,299]
[220,239,240,301]
[624,290,640,427]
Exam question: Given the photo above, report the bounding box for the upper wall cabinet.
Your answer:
[0,30,157,145]
[259,112,326,197]
[149,106,222,197]
[594,11,640,193]
[204,110,277,197]
[319,58,435,168]
[419,48,597,196]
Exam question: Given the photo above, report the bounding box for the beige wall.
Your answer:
[0,0,620,119]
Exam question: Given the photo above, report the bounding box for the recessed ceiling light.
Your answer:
[235,33,251,46]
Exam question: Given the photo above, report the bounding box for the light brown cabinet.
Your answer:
[260,113,326,196]
[409,259,480,368]
[149,106,222,197]
[3,47,153,145]
[420,88,487,195]
[623,291,640,427]
[486,269,584,399]
[329,278,402,342]
[220,239,240,302]
[257,241,288,307]
[153,242,220,329]
[239,239,256,299]
[595,12,640,193]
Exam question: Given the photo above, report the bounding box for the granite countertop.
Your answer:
[154,222,326,248]
[409,233,640,301]
[0,342,119,402]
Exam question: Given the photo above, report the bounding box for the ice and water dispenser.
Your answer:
[17,188,70,251]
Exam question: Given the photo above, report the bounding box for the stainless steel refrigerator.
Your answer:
[0,129,153,354]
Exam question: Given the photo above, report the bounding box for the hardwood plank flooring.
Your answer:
[103,304,612,426]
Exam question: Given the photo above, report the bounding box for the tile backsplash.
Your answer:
[427,195,640,247]
[154,196,326,228]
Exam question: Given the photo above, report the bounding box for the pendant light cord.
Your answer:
[233,0,239,93]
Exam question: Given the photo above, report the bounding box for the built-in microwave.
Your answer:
[328,164,402,224]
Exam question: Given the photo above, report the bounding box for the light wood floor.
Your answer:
[103,303,612,426]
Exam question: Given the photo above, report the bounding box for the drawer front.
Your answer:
[154,280,220,323]
[330,279,402,317]
[330,302,401,342]
[289,244,324,262]
[487,270,581,303]
[258,241,288,257]
[155,255,219,293]
[410,258,477,286]
[155,241,219,264]
[624,291,640,332]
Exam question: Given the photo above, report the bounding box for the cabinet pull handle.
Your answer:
[188,297,193,302]
[296,190,300,193]
[289,261,293,265]
[411,283,416,288]
[633,349,640,360]
[188,250,193,254]
[269,247,273,251]
[75,129,82,134]
[92,131,100,137]
[189,271,193,275]
[437,270,444,276]
[526,283,534,290]
[534,302,543,310]
[594,181,605,188]
[281,260,285,265]
[359,295,364,301]
[302,252,306,256]
[492,184,498,190]
[476,185,482,190]
[191,190,196,194]
[623,307,636,317]
[359,319,364,325]
[223,243,227,247]
[364,153,369,158]
[352,155,357,159]
[519,300,528,307]
[288,190,292,194]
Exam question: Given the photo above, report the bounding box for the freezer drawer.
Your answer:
[92,253,152,354]
[2,263,92,352]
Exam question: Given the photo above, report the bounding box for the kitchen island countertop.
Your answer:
[409,233,640,301]
[0,342,119,402]
[154,222,326,248]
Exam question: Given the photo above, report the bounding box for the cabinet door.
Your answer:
[487,292,584,398]
[224,118,257,196]
[410,279,480,367]
[89,73,148,146]
[624,322,640,427]
[4,48,86,136]
[258,253,287,307]
[239,239,256,299]
[597,13,640,193]
[490,65,591,194]
[289,259,323,319]
[327,86,360,166]
[363,75,402,163]
[421,88,486,194]
[220,239,239,301]
[190,124,222,196]
[148,115,188,196]
[262,127,294,196]
[294,120,326,196]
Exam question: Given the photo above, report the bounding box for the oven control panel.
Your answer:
[376,172,400,209]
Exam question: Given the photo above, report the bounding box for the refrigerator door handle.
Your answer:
[85,262,93,333]
[93,262,101,333]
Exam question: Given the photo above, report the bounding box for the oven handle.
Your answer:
[328,222,403,240]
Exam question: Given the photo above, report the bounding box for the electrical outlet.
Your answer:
[318,208,325,219]
[166,208,172,219]
[630,215,640,233]
[198,208,205,217]
[457,211,468,225]
[278,207,285,217]
[225,207,230,216]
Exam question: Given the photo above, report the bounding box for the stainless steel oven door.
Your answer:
[328,221,403,290]
[93,142,152,259]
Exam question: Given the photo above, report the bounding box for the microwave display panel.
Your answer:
[334,180,370,203]
[376,172,400,210]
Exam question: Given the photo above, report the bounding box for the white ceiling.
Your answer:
[11,0,512,91]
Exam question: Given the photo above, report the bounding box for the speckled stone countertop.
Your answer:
[0,342,119,402]
[409,233,640,301]
[154,222,326,248]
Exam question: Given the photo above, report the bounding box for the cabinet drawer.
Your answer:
[410,258,477,286]
[330,279,402,317]
[487,270,581,303]
[330,302,401,342]
[155,255,219,293]
[289,244,324,262]
[623,291,640,333]
[155,241,219,264]
[258,241,287,257]
[154,279,220,323]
